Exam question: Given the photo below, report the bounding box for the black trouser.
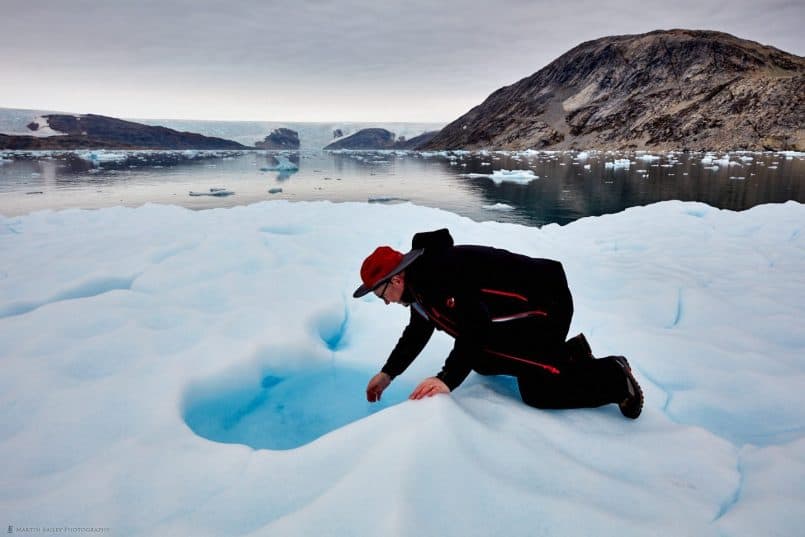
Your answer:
[478,284,627,410]
[516,357,627,409]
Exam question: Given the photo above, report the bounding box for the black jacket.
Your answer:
[381,229,574,390]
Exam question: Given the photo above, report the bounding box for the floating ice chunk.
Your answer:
[576,151,590,160]
[76,150,129,164]
[729,176,746,180]
[605,159,632,169]
[261,155,299,171]
[188,188,235,197]
[638,154,661,162]
[461,169,539,184]
[482,203,515,211]
[368,196,409,203]
[583,164,591,170]
[781,151,803,159]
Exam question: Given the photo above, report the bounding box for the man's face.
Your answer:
[375,274,405,305]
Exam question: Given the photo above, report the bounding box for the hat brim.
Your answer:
[352,248,424,298]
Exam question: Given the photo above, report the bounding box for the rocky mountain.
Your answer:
[1,114,248,150]
[325,128,396,149]
[255,128,300,149]
[393,130,440,149]
[423,30,804,151]
[324,128,440,150]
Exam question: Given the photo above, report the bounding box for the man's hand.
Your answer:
[366,372,391,402]
[409,377,450,400]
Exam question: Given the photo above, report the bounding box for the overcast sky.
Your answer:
[1,0,802,123]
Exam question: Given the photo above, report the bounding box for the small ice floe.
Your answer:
[768,165,778,170]
[260,155,299,171]
[583,164,591,170]
[729,176,746,180]
[368,196,409,204]
[637,154,661,162]
[189,188,235,197]
[605,159,631,169]
[25,191,44,195]
[576,151,590,160]
[76,150,129,164]
[460,169,538,185]
[268,188,283,194]
[704,166,720,172]
[781,151,803,159]
[481,162,492,166]
[482,203,515,211]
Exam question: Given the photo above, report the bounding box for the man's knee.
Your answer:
[517,377,565,409]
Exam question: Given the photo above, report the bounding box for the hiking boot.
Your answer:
[613,356,643,419]
[565,333,593,362]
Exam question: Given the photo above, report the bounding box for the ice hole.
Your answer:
[182,364,413,450]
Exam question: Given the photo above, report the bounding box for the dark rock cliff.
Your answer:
[255,128,300,149]
[324,128,440,150]
[1,114,247,150]
[423,30,804,151]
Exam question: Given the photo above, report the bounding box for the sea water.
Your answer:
[1,148,802,226]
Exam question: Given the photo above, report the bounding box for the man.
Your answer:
[353,228,643,419]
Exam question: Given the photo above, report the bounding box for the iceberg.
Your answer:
[1,200,804,537]
[260,154,299,171]
[605,159,632,169]
[188,188,235,197]
[482,203,515,211]
[460,169,539,184]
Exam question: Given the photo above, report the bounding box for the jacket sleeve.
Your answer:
[435,285,492,391]
[381,307,435,379]
[436,340,475,390]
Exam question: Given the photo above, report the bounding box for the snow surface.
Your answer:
[1,200,804,537]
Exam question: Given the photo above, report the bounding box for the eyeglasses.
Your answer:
[375,280,391,301]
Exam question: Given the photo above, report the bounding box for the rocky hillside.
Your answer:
[423,30,804,151]
[324,128,439,150]
[1,114,247,150]
[255,128,300,149]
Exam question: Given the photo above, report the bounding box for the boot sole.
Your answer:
[614,356,643,419]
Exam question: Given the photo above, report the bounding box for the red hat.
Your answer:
[353,246,424,298]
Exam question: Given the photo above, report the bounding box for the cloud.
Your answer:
[1,0,802,121]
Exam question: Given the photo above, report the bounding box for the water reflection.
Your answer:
[0,149,802,226]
